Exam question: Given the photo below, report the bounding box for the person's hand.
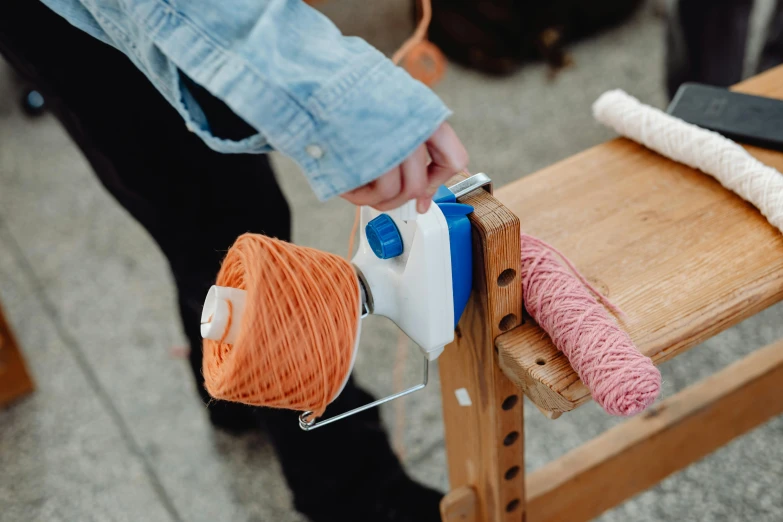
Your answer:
[341,122,468,214]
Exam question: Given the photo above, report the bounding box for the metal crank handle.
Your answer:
[298,357,429,431]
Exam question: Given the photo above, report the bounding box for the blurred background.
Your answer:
[1,0,783,521]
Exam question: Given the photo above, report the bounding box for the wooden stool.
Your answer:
[0,298,34,408]
[439,66,783,522]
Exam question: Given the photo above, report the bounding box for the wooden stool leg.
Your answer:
[439,186,525,522]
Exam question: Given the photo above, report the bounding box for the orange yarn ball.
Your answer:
[202,233,360,416]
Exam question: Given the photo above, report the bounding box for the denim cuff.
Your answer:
[278,57,452,200]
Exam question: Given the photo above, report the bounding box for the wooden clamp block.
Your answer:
[0,299,34,408]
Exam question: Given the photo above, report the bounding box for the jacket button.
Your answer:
[306,144,324,159]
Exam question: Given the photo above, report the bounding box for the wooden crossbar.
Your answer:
[526,337,783,521]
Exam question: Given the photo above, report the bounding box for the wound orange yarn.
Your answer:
[202,233,360,416]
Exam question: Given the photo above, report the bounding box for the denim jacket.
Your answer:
[41,0,452,200]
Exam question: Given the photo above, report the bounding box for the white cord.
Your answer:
[593,89,783,234]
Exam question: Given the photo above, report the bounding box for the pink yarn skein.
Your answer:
[520,234,661,416]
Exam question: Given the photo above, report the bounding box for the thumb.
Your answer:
[426,122,469,189]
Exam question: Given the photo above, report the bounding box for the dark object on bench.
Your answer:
[427,0,645,76]
[668,82,783,152]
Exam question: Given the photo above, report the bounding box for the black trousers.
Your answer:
[0,2,419,520]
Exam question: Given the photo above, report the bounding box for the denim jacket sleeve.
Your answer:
[40,0,452,200]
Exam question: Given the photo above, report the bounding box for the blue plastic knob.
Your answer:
[366,214,403,259]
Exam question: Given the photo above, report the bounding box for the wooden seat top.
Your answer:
[494,66,783,414]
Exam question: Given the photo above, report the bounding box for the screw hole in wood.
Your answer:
[501,395,518,410]
[504,466,520,480]
[536,358,546,366]
[506,499,520,512]
[499,313,517,332]
[497,268,516,287]
[503,431,519,446]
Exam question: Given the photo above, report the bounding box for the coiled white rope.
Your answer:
[593,89,783,234]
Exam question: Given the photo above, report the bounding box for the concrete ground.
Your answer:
[2,1,782,521]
